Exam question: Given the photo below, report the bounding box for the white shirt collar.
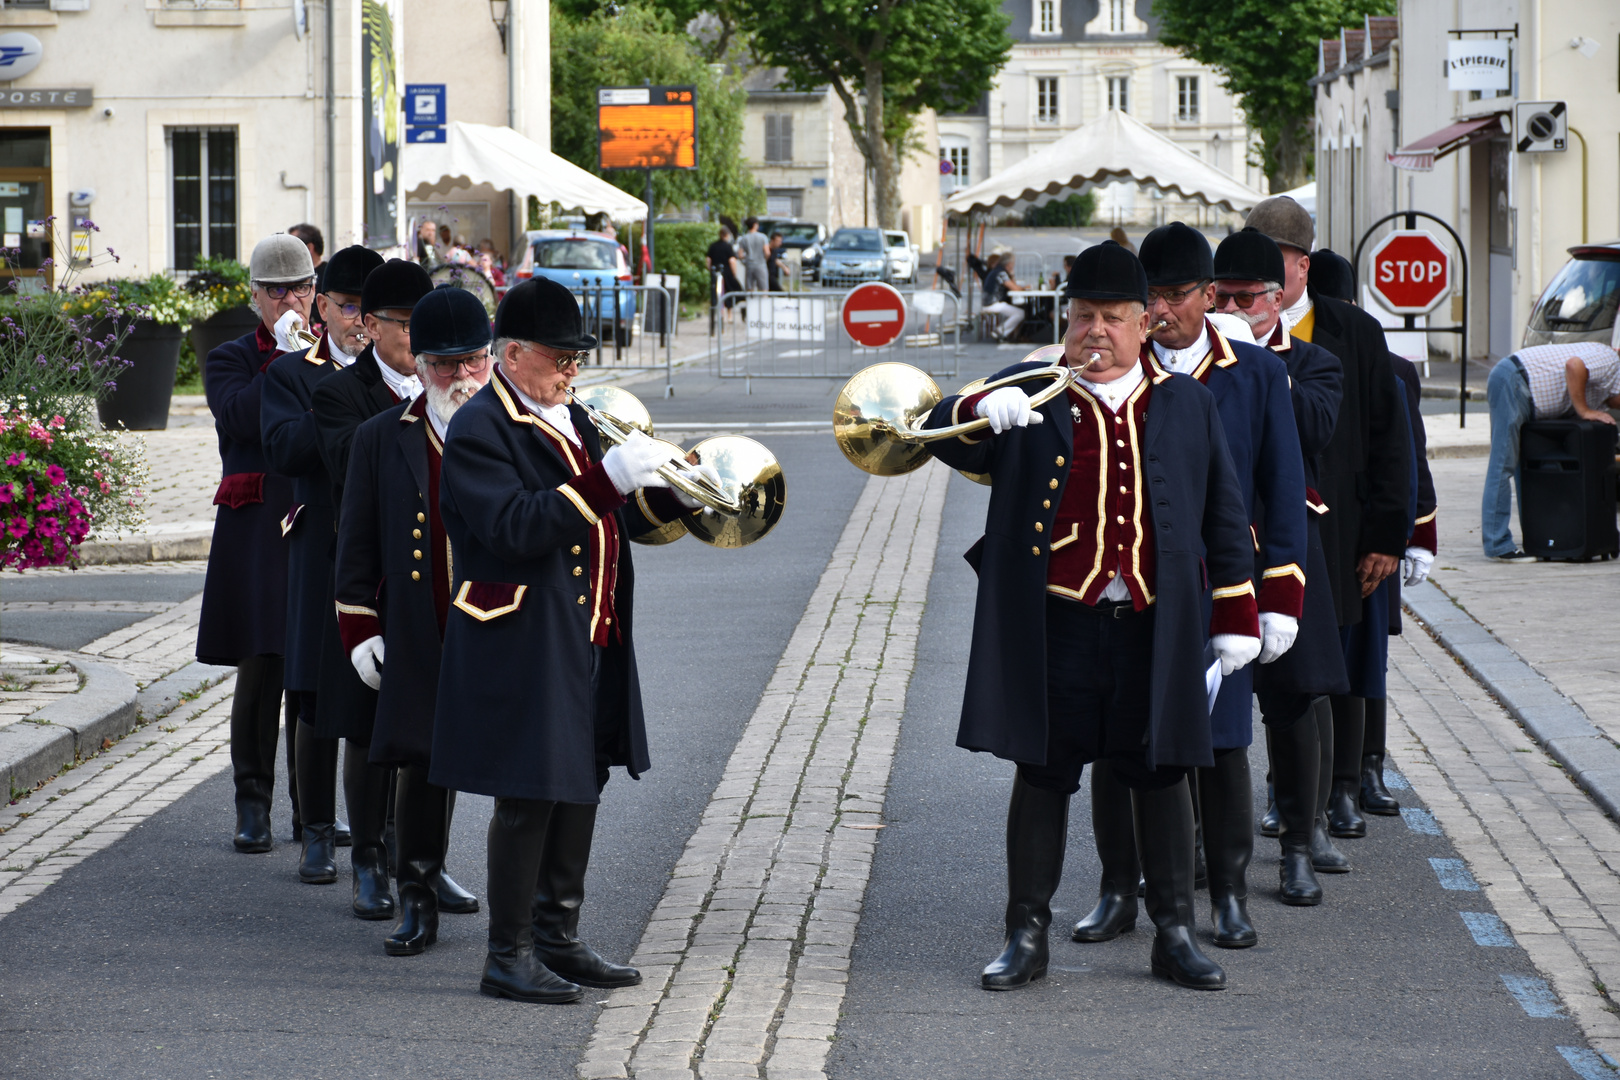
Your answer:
[1077,361,1145,413]
[1281,291,1314,330]
[1152,326,1210,375]
[426,400,449,442]
[513,384,582,446]
[376,355,422,403]
[327,334,357,367]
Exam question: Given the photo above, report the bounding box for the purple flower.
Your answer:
[5,452,25,466]
[44,464,66,486]
[5,517,29,538]
[35,516,59,538]
[0,483,10,503]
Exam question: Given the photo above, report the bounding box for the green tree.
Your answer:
[1153,0,1393,190]
[550,2,762,223]
[737,0,1012,229]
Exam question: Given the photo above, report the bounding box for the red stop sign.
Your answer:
[842,282,907,348]
[1368,230,1451,314]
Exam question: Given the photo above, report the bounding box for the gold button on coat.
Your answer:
[1034,522,1043,533]
[413,550,423,560]
[417,512,426,523]
[572,566,583,576]
[577,595,587,604]
[412,528,422,539]
[1042,499,1050,509]
[1055,455,1065,466]
[571,545,582,555]
[411,571,420,581]
[1049,479,1059,490]
[1032,546,1041,555]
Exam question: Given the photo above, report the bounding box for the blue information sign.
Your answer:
[406,125,446,144]
[404,84,446,126]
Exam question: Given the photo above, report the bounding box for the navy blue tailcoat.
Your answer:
[925,360,1257,772]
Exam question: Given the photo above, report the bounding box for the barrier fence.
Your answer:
[708,289,962,387]
[566,281,676,395]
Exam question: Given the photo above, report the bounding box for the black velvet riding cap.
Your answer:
[1138,222,1214,287]
[361,258,434,316]
[1307,248,1355,302]
[1213,228,1286,285]
[1065,240,1148,305]
[411,285,494,357]
[323,245,385,297]
[493,277,599,352]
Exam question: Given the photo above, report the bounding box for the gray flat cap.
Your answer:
[249,234,315,284]
[1244,196,1315,254]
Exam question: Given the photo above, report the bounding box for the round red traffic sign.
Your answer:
[1368,230,1451,314]
[842,282,907,348]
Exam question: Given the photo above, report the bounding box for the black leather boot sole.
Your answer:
[1278,852,1323,905]
[234,803,272,853]
[1327,778,1367,838]
[981,928,1048,990]
[480,953,584,1004]
[298,824,338,884]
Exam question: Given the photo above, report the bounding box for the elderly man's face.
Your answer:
[253,279,314,332]
[1147,280,1215,351]
[502,340,582,409]
[1214,279,1283,341]
[1278,246,1311,308]
[317,290,367,355]
[1065,299,1150,382]
[362,308,417,376]
[417,347,492,424]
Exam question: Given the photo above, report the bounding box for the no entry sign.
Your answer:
[1368,230,1451,314]
[841,282,906,348]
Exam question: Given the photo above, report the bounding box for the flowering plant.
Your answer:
[63,273,209,329]
[0,398,147,569]
[184,255,253,320]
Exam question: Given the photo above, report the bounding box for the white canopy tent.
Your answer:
[945,110,1267,216]
[403,121,647,220]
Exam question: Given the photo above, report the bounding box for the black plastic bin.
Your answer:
[1518,418,1619,561]
[96,319,183,431]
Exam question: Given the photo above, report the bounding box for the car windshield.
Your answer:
[774,224,821,243]
[532,239,616,271]
[885,233,908,249]
[828,230,882,252]
[1529,256,1620,333]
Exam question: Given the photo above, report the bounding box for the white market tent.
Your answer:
[402,121,647,220]
[946,109,1267,216]
[1275,180,1316,216]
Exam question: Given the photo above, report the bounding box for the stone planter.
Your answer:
[188,305,259,375]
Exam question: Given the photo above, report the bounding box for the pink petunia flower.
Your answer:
[0,483,11,503]
[45,464,66,486]
[6,516,30,538]
[6,452,25,466]
[35,516,59,538]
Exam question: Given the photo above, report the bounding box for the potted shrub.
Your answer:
[185,256,257,372]
[72,274,204,431]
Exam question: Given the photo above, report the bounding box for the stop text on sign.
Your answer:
[1379,259,1447,284]
[1366,229,1452,315]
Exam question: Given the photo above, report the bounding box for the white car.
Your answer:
[883,230,920,284]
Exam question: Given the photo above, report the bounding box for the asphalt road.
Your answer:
[0,569,207,652]
[828,468,1588,1079]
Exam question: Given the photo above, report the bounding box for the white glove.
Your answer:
[1257,612,1299,664]
[350,635,384,691]
[673,462,722,511]
[602,429,677,495]
[1210,633,1261,676]
[272,308,307,352]
[1402,546,1434,587]
[974,387,1045,434]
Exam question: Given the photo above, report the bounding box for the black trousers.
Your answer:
[1018,597,1187,795]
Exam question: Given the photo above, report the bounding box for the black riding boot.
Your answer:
[1270,702,1323,905]
[229,655,283,853]
[1360,697,1401,814]
[982,771,1068,991]
[386,764,446,956]
[429,789,479,914]
[531,802,640,988]
[294,716,340,884]
[345,744,396,919]
[1327,695,1367,837]
[1311,698,1351,872]
[1259,729,1280,837]
[1199,748,1256,948]
[1073,762,1139,942]
[481,798,583,1004]
[1133,778,1225,990]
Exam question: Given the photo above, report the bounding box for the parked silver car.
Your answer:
[883,230,920,284]
[818,228,888,289]
[1522,243,1620,349]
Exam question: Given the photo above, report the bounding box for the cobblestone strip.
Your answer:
[79,593,205,687]
[0,672,235,918]
[0,650,83,730]
[578,461,949,1080]
[1388,624,1620,1056]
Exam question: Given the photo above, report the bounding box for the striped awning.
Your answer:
[1387,113,1508,172]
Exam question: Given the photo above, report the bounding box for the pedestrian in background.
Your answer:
[706,226,742,325]
[737,216,769,293]
[981,249,1024,341]
[766,232,787,292]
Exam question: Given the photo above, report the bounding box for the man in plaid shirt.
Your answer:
[1483,339,1620,560]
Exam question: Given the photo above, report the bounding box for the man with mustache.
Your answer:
[335,286,495,955]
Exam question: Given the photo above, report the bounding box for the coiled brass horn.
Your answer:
[571,385,786,548]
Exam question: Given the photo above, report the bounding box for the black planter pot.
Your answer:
[189,306,259,374]
[97,319,183,431]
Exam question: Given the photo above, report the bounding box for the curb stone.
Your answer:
[1404,578,1620,822]
[79,532,211,565]
[1,656,138,797]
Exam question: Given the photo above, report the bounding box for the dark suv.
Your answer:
[1523,243,1620,349]
[758,219,826,280]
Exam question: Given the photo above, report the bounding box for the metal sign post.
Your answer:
[1354,211,1471,425]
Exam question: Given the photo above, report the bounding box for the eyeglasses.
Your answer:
[514,341,591,371]
[1146,281,1210,306]
[370,313,411,331]
[1214,287,1278,310]
[259,281,315,300]
[325,300,362,318]
[424,350,491,377]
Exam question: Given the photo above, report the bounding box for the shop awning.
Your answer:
[403,121,648,220]
[945,109,1268,215]
[1386,113,1508,172]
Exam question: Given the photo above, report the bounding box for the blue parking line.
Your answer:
[1559,1046,1620,1078]
[1503,974,1564,1018]
[1461,912,1515,947]
[1430,857,1481,891]
[1402,807,1442,835]
[1384,768,1411,791]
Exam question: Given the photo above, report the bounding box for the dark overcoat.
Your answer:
[260,338,345,692]
[196,330,291,666]
[925,360,1257,772]
[1385,353,1436,636]
[335,398,443,767]
[306,346,396,740]
[429,371,675,802]
[1254,327,1350,698]
[1170,328,1307,749]
[1306,293,1413,626]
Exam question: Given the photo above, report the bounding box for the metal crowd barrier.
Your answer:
[564,281,676,396]
[709,289,962,389]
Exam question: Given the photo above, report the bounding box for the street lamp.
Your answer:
[489,0,508,52]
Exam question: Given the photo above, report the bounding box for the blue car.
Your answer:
[513,229,637,347]
[817,228,888,289]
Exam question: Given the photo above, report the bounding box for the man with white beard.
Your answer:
[334,286,495,955]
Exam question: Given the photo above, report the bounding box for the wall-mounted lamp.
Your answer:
[490,0,508,53]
